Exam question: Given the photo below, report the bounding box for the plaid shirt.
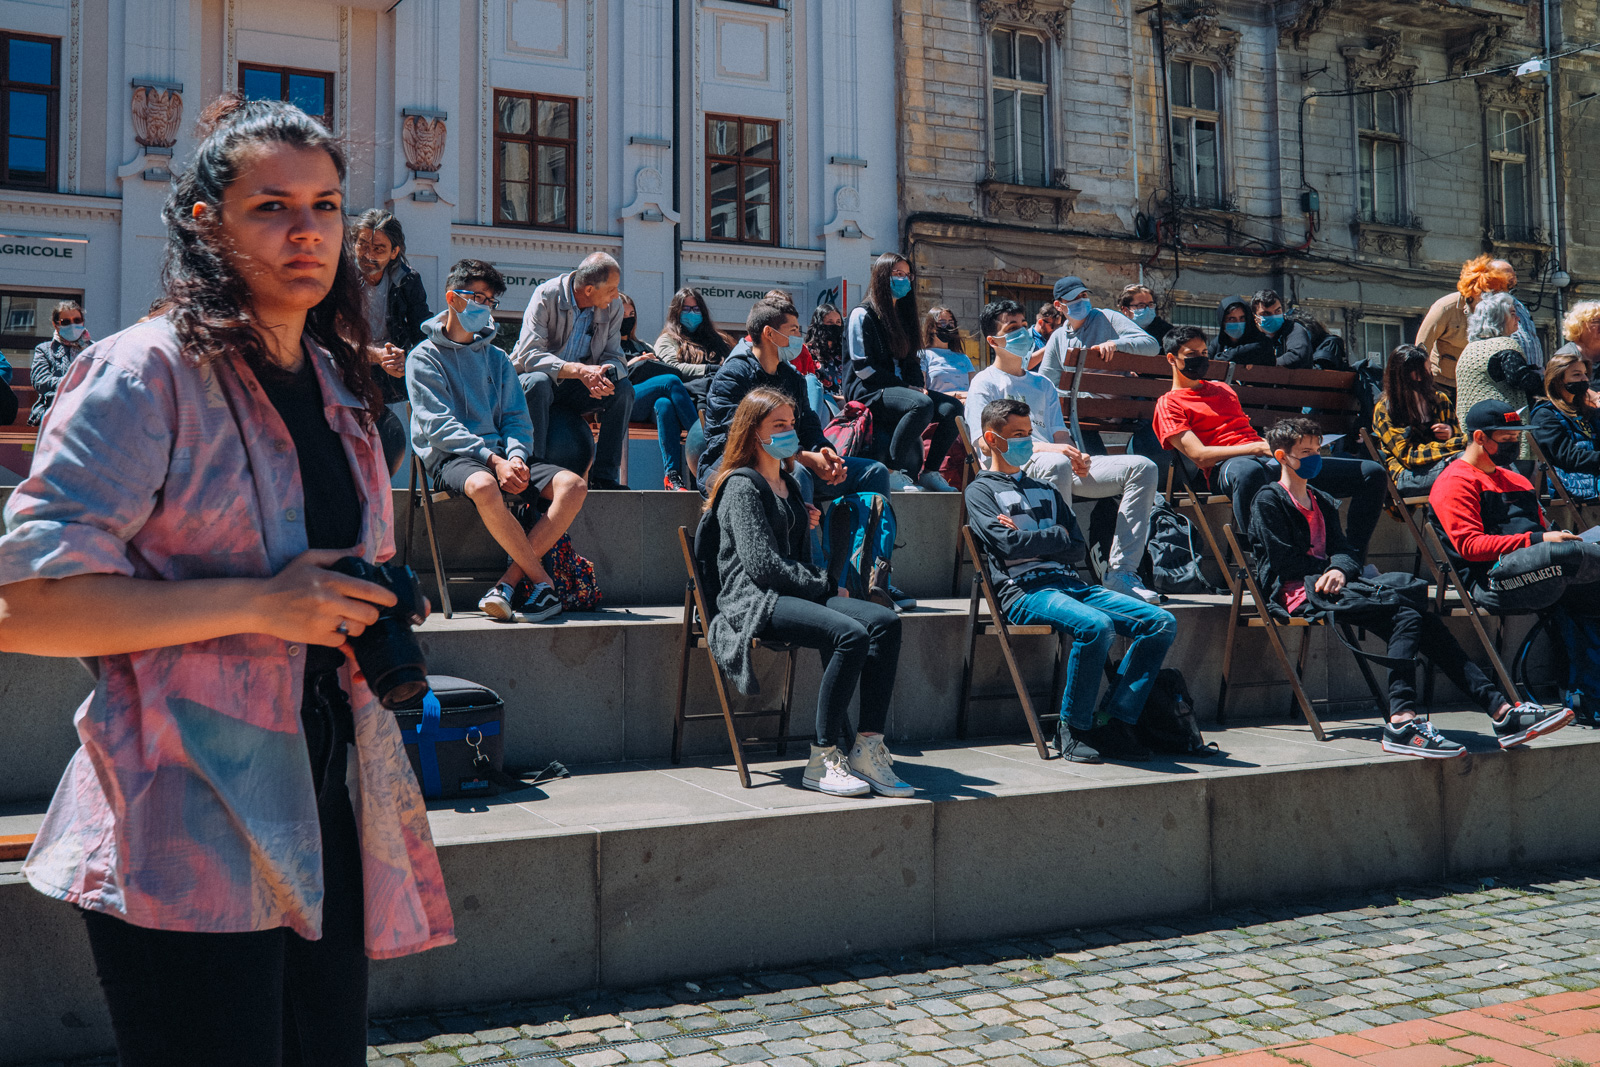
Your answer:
[0,318,454,958]
[1372,390,1465,478]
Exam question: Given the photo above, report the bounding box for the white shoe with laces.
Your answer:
[848,734,914,797]
[917,470,956,492]
[803,745,871,796]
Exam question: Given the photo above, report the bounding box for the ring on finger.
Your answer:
[336,620,350,636]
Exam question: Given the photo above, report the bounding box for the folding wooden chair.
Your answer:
[1528,434,1593,531]
[403,453,458,618]
[672,526,810,788]
[1217,524,1388,740]
[950,417,982,594]
[1359,427,1444,586]
[956,525,1065,759]
[1413,514,1528,704]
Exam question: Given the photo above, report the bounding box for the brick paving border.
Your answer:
[24,863,1600,1067]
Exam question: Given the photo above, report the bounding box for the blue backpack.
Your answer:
[821,492,898,608]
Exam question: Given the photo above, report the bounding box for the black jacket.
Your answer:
[964,469,1087,613]
[1261,321,1317,369]
[1208,295,1273,366]
[844,304,923,404]
[1140,315,1175,349]
[374,261,431,402]
[701,350,826,472]
[1530,399,1600,497]
[1247,483,1360,608]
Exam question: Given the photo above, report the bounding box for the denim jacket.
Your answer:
[0,317,454,958]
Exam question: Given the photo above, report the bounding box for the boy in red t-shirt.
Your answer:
[1153,326,1386,559]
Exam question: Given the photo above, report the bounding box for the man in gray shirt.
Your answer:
[510,251,635,489]
[1037,275,1160,387]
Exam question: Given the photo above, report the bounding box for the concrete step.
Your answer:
[0,593,1538,806]
[4,715,1598,1065]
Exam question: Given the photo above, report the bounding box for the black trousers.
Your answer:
[761,595,902,748]
[81,670,368,1067]
[1471,539,1600,615]
[871,386,960,478]
[1351,605,1504,720]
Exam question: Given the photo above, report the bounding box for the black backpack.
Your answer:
[1142,496,1218,595]
[1136,668,1221,757]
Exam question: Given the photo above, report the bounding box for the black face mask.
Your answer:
[935,324,961,343]
[1182,354,1210,379]
[1567,379,1591,399]
[620,315,637,336]
[814,323,843,348]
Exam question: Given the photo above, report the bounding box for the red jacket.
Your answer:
[1427,457,1545,562]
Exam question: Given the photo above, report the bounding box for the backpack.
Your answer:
[822,491,897,609]
[1085,496,1119,584]
[541,533,601,611]
[1134,668,1220,756]
[1346,358,1385,455]
[1144,496,1217,595]
[823,400,875,457]
[1554,607,1600,721]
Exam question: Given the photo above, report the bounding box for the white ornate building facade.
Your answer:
[0,0,899,370]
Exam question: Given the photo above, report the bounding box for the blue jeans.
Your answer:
[792,455,891,504]
[631,373,698,476]
[1009,577,1177,731]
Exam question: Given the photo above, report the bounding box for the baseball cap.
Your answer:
[1463,399,1530,433]
[1053,276,1090,302]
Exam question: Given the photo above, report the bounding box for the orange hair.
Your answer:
[1457,254,1517,303]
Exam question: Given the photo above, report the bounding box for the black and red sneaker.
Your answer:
[1492,702,1574,748]
[663,470,693,492]
[1381,717,1465,759]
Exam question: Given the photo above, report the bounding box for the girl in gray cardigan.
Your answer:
[703,387,910,798]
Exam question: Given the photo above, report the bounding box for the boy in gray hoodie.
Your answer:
[407,259,589,621]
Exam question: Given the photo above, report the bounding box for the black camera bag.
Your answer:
[391,675,511,800]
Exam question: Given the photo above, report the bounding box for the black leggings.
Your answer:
[872,386,961,478]
[1351,605,1505,720]
[80,671,369,1067]
[762,595,902,748]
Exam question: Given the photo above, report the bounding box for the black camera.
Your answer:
[328,557,428,709]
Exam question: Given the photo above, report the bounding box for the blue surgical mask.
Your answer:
[680,310,704,331]
[1223,321,1246,340]
[1066,298,1093,321]
[890,275,912,300]
[762,429,801,460]
[1002,328,1035,357]
[455,300,492,334]
[989,433,1035,468]
[1129,307,1156,327]
[1290,453,1324,480]
[57,323,85,343]
[1258,314,1285,334]
[774,331,800,361]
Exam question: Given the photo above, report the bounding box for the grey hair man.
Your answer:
[510,251,635,489]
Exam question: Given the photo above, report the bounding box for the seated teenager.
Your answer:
[705,387,909,798]
[1372,343,1465,495]
[1248,289,1319,369]
[965,398,1177,763]
[1209,295,1273,366]
[703,295,890,505]
[918,305,975,398]
[620,293,699,491]
[1118,284,1172,347]
[965,299,1161,605]
[1530,351,1600,502]
[1036,274,1158,385]
[1154,326,1386,560]
[408,260,587,623]
[1251,418,1559,756]
[1430,400,1600,620]
[843,252,962,492]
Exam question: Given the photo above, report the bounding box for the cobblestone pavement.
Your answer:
[37,864,1600,1067]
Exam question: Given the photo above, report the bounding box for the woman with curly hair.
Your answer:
[1417,255,1542,388]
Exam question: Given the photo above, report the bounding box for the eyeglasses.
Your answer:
[450,289,499,310]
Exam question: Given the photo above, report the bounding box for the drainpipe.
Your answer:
[672,0,682,292]
[1544,0,1564,318]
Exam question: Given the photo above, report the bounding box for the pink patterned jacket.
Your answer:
[0,317,454,959]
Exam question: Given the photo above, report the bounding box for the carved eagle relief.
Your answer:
[131,86,183,149]
[402,115,448,173]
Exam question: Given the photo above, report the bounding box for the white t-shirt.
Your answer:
[963,364,1067,447]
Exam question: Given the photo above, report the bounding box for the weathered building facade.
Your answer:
[898,0,1600,363]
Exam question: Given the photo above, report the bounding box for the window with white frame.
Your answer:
[1357,90,1406,225]
[1487,108,1533,242]
[989,27,1049,187]
[1168,60,1222,207]
[1360,318,1404,365]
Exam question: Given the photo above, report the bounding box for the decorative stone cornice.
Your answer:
[977,0,1071,39]
[679,240,827,275]
[1342,35,1418,90]
[1278,0,1338,50]
[451,225,623,259]
[979,178,1080,229]
[1477,74,1543,113]
[1449,20,1509,75]
[0,191,121,224]
[1351,216,1427,266]
[1152,3,1241,73]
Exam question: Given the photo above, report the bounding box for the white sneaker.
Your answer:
[802,745,871,796]
[848,734,914,797]
[917,470,957,492]
[1103,571,1161,605]
[478,582,516,621]
[887,471,925,492]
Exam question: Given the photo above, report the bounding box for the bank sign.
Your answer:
[0,230,87,275]
[495,264,554,313]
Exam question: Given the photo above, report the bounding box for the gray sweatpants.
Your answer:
[1024,451,1158,577]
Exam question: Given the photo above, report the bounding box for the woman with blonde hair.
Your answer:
[1416,255,1541,386]
[1560,300,1600,362]
[1530,350,1600,502]
[702,386,909,798]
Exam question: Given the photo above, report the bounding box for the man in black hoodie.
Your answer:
[1250,290,1318,370]
[1209,295,1273,366]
